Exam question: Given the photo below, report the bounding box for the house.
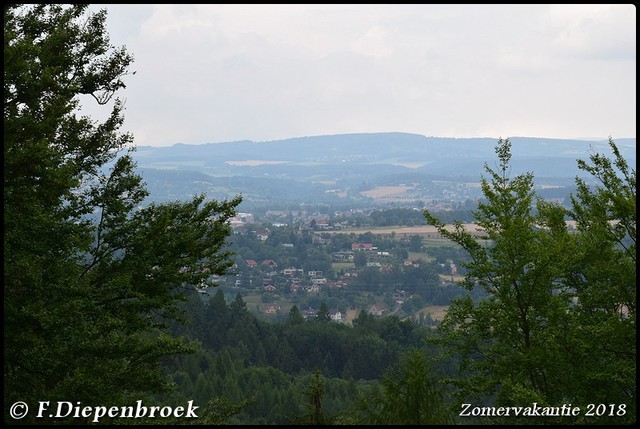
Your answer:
[262,259,278,269]
[343,269,358,278]
[368,304,385,316]
[393,290,407,304]
[352,242,374,251]
[302,308,317,320]
[231,212,254,223]
[283,268,304,276]
[265,304,280,315]
[313,235,331,245]
[332,251,354,261]
[245,259,258,268]
[255,229,270,241]
[314,220,330,230]
[330,280,347,288]
[229,219,245,228]
[263,285,276,292]
[330,310,342,321]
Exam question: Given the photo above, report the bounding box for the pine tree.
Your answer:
[361,348,453,425]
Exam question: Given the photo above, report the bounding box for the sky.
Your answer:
[83,4,636,147]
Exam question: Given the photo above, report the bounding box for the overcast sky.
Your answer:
[84,4,636,147]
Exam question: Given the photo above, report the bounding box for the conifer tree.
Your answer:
[361,348,453,425]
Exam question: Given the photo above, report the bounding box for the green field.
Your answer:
[241,292,296,316]
[416,305,449,321]
[420,238,460,248]
[332,262,354,272]
[408,251,434,263]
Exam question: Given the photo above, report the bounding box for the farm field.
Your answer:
[240,292,295,314]
[407,251,435,263]
[415,305,449,321]
[325,224,484,238]
[359,185,419,202]
[332,262,355,272]
[438,273,465,283]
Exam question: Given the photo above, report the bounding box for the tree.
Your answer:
[424,138,635,423]
[285,305,305,326]
[294,369,331,425]
[561,137,636,420]
[4,4,241,422]
[424,138,576,413]
[409,234,423,252]
[198,396,255,425]
[359,348,453,425]
[353,250,367,268]
[316,302,331,323]
[204,289,230,349]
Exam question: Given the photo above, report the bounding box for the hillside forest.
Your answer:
[4,4,635,425]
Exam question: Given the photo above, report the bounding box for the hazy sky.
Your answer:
[84,4,636,147]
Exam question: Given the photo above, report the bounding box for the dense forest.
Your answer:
[4,4,635,425]
[161,290,451,424]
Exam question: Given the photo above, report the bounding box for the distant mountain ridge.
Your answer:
[133,132,635,176]
[129,133,636,208]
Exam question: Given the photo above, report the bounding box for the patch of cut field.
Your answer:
[330,224,484,237]
[360,185,413,198]
[344,309,359,324]
[225,160,289,166]
[407,251,434,262]
[417,305,449,321]
[391,162,426,169]
[438,273,465,283]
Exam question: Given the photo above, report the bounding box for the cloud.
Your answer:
[81,4,635,146]
[549,4,636,60]
[352,26,392,59]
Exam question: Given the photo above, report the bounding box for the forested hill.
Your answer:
[130,133,636,210]
[133,133,636,179]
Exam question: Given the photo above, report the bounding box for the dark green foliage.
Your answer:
[562,137,636,420]
[285,305,306,326]
[4,4,241,423]
[357,348,454,425]
[164,292,436,424]
[293,369,332,425]
[353,250,367,267]
[316,302,331,323]
[197,396,256,425]
[424,138,635,424]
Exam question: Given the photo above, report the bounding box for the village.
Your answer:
[197,208,478,325]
